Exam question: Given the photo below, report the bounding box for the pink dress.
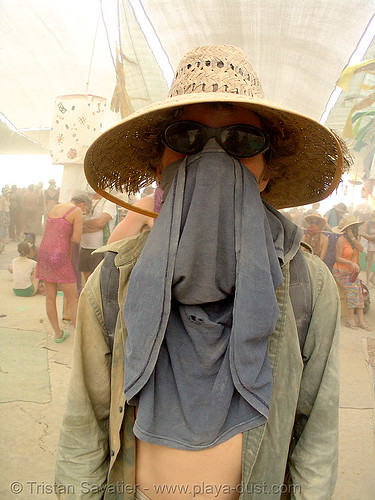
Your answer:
[36,206,77,283]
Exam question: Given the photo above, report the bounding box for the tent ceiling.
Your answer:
[1,0,375,155]
[0,121,49,155]
[139,0,374,122]
[1,0,118,131]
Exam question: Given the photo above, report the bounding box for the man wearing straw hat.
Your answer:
[324,202,348,231]
[56,46,351,499]
[302,212,329,260]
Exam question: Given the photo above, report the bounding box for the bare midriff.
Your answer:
[135,434,243,500]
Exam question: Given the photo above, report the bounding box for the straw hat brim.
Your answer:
[339,221,364,232]
[84,92,343,210]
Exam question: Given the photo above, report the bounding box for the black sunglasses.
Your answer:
[162,120,270,158]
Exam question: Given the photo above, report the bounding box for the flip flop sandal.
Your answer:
[357,324,371,331]
[345,321,358,330]
[54,330,70,343]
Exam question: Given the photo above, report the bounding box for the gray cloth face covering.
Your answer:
[123,140,285,450]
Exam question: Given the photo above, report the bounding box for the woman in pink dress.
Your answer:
[36,195,90,342]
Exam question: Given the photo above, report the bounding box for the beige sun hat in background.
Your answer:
[304,212,326,226]
[334,202,348,214]
[337,215,364,233]
[84,45,347,216]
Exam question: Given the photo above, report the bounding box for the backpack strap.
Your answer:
[288,247,312,355]
[100,247,313,356]
[100,251,120,351]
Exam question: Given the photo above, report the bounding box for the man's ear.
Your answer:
[258,174,270,193]
[156,162,163,180]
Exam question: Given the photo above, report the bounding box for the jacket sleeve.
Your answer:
[289,256,340,499]
[55,267,112,499]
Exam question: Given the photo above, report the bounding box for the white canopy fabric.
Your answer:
[0,0,374,147]
[136,0,375,121]
[0,0,169,133]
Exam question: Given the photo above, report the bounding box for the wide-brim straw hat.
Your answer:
[304,212,326,226]
[337,215,364,233]
[84,45,346,215]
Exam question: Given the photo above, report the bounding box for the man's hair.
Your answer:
[71,194,92,211]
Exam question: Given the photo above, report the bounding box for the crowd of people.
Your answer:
[0,179,60,250]
[281,201,373,331]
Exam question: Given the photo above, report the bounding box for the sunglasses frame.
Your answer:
[162,120,270,158]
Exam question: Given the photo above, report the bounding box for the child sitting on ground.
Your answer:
[9,241,39,296]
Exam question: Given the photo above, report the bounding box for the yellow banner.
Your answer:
[337,59,375,91]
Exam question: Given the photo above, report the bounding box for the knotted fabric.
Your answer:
[123,140,284,450]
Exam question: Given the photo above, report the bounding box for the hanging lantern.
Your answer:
[50,94,106,164]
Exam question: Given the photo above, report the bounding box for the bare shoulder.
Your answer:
[336,234,344,245]
[108,195,155,243]
[71,206,83,220]
[133,195,155,210]
[48,201,71,218]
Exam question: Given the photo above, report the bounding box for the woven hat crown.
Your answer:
[168,45,264,99]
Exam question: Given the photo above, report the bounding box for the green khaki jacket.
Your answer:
[55,231,340,500]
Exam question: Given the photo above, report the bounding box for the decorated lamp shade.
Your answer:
[50,94,107,164]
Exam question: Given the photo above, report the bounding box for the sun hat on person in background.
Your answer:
[337,215,364,233]
[304,212,326,227]
[84,45,352,216]
[334,203,348,214]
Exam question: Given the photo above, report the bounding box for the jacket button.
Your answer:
[119,406,123,413]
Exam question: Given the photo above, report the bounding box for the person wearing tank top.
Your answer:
[36,195,91,343]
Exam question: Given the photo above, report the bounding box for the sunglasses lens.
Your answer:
[221,125,268,157]
[163,122,205,154]
[163,121,269,157]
